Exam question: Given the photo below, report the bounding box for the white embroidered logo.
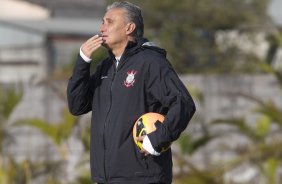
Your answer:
[124,70,137,87]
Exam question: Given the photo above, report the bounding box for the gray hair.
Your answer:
[107,1,144,38]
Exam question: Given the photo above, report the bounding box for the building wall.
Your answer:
[0,46,48,83]
[0,22,47,83]
[182,74,282,123]
[52,38,85,67]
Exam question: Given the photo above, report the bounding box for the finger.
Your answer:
[83,41,103,52]
[140,147,150,156]
[136,136,145,142]
[81,38,103,57]
[83,46,100,57]
[83,37,102,50]
[88,34,100,42]
[91,35,103,43]
[84,37,103,47]
[90,44,103,52]
[144,152,149,156]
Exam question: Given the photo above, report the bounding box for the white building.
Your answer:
[0,1,100,83]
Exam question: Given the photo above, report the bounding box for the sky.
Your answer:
[268,0,282,26]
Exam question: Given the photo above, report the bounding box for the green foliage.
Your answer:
[79,126,91,152]
[0,159,62,184]
[72,171,92,184]
[264,158,279,184]
[259,62,282,89]
[0,85,22,153]
[174,171,221,184]
[90,47,108,73]
[14,109,77,146]
[255,115,271,138]
[10,109,79,183]
[106,0,271,74]
[0,85,22,120]
[209,62,282,183]
[173,58,282,182]
[254,101,282,128]
[0,159,30,184]
[0,85,82,184]
[178,133,213,155]
[266,31,282,65]
[212,118,264,142]
[187,85,204,103]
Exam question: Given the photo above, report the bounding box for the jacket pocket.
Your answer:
[144,150,173,181]
[108,139,149,178]
[144,156,162,177]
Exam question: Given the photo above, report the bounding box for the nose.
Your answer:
[100,23,106,34]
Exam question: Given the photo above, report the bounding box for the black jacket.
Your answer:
[67,38,196,184]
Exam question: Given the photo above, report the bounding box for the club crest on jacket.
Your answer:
[124,70,137,87]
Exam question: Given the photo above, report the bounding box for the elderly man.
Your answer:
[67,1,196,184]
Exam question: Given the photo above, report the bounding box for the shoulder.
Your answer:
[137,47,170,68]
[141,46,166,58]
[145,50,174,74]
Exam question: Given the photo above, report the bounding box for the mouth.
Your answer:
[101,35,107,41]
[98,33,107,38]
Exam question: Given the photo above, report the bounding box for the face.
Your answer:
[100,8,130,50]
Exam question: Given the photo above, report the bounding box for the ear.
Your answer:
[125,22,136,35]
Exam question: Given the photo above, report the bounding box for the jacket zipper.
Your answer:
[103,67,116,182]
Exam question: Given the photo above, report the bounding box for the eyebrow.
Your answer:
[102,18,114,22]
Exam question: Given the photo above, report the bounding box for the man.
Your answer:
[67,1,196,184]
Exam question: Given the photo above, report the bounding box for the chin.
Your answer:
[102,42,110,49]
[103,42,116,51]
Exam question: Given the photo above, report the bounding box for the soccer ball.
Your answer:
[133,112,170,153]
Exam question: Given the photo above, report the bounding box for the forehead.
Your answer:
[104,8,127,20]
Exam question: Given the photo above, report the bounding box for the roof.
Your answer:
[0,0,50,20]
[0,18,101,36]
[23,0,106,18]
[0,18,101,47]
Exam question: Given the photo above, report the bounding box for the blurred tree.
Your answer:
[0,86,55,184]
[0,85,23,184]
[106,0,271,73]
[0,86,22,123]
[172,61,282,183]
[209,62,282,183]
[15,109,77,148]
[14,109,79,183]
[266,31,282,65]
[0,85,22,154]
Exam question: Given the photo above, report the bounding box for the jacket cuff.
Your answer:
[80,47,92,63]
[142,135,160,156]
[147,120,164,153]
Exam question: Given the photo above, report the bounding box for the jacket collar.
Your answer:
[108,37,148,61]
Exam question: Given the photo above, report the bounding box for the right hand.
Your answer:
[81,35,104,58]
[136,136,150,157]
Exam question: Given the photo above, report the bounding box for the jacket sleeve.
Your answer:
[67,55,99,116]
[145,57,196,153]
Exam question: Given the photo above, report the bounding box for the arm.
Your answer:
[145,57,196,153]
[67,56,97,115]
[67,35,103,115]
